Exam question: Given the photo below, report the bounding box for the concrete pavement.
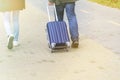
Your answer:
[0,0,120,80]
[77,0,120,54]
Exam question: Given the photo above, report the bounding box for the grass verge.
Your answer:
[89,0,120,9]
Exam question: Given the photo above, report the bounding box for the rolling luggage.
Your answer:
[46,5,70,52]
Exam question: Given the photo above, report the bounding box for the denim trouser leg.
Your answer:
[12,11,19,41]
[3,12,11,36]
[3,11,19,41]
[65,3,79,41]
[56,3,79,41]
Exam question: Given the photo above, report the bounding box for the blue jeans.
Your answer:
[3,11,19,41]
[56,2,79,41]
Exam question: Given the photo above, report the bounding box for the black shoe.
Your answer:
[71,40,79,48]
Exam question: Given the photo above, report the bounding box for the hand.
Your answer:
[48,2,54,5]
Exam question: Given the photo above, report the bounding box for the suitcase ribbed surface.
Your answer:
[47,21,70,44]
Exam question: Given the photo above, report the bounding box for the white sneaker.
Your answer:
[13,41,20,47]
[7,34,14,49]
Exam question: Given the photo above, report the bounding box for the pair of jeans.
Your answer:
[3,11,19,41]
[55,2,79,41]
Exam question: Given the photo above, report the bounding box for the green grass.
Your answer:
[89,0,120,9]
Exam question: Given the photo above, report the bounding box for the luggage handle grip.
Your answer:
[47,4,58,21]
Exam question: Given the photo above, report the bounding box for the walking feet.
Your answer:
[71,40,79,48]
[7,34,14,49]
[13,41,20,47]
[7,34,20,49]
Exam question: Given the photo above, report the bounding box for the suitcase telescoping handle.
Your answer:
[47,4,58,21]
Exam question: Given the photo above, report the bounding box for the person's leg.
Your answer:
[12,11,19,41]
[3,12,14,49]
[12,11,20,46]
[65,2,79,48]
[3,12,11,36]
[55,3,65,21]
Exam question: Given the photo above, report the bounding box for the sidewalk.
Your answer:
[0,1,120,80]
[77,0,120,54]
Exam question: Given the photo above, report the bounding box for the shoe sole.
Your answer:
[7,36,14,49]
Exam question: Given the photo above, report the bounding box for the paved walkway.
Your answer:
[77,0,120,54]
[0,0,120,80]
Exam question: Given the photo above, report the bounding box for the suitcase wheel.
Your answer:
[51,43,56,48]
[65,42,70,48]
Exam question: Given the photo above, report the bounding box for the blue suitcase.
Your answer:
[46,5,70,52]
